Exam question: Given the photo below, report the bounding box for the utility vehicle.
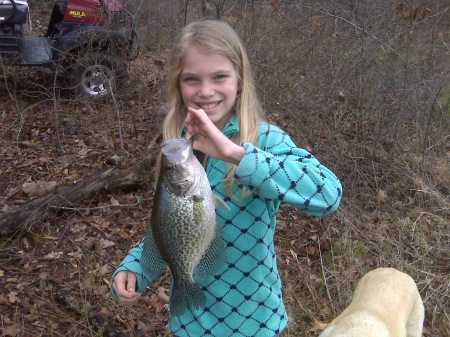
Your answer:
[0,0,139,100]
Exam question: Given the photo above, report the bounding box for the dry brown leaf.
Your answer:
[110,197,120,206]
[2,324,21,336]
[305,245,317,255]
[377,189,388,202]
[97,264,111,276]
[347,264,359,279]
[102,278,112,288]
[289,249,298,262]
[137,320,153,333]
[68,250,83,259]
[149,293,167,313]
[99,238,116,249]
[44,251,64,259]
[306,318,328,333]
[422,326,432,335]
[125,320,133,332]
[7,291,20,303]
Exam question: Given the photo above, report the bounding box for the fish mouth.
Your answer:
[161,139,204,197]
[161,139,193,164]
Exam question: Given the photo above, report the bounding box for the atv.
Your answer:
[0,0,139,101]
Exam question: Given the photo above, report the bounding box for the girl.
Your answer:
[111,20,342,337]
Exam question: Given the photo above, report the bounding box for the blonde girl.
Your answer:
[112,20,342,337]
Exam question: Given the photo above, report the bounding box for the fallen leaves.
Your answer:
[149,293,167,313]
[99,238,116,249]
[44,251,64,259]
[7,292,20,304]
[1,324,21,336]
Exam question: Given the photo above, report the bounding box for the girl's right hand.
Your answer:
[185,107,245,165]
[112,271,141,305]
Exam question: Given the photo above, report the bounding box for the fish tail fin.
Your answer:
[170,280,206,316]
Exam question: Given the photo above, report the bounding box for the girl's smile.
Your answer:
[196,100,221,112]
[179,46,241,131]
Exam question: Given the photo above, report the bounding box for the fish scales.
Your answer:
[141,138,226,316]
[154,187,214,280]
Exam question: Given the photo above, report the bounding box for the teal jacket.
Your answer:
[111,115,342,337]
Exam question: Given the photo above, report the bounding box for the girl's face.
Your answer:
[179,46,241,131]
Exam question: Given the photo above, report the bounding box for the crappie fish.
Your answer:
[141,138,227,316]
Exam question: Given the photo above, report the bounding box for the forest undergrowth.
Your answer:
[1,1,449,336]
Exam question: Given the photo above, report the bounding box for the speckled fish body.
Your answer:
[141,138,226,316]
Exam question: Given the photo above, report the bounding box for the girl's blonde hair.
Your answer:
[162,20,265,196]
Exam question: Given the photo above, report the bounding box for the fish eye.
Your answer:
[165,164,174,171]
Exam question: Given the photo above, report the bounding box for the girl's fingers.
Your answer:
[125,272,137,292]
[187,107,211,126]
[114,271,139,300]
[119,293,141,306]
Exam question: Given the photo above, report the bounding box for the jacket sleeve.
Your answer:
[234,123,342,216]
[110,241,155,299]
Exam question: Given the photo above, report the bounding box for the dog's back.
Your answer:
[319,268,424,337]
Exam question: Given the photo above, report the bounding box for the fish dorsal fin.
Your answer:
[213,194,230,211]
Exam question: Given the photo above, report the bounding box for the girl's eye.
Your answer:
[183,77,198,83]
[215,74,227,80]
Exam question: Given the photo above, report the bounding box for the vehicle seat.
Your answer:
[0,0,29,24]
[45,0,68,37]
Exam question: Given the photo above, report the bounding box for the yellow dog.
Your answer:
[320,268,424,337]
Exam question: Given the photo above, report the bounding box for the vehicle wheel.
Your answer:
[70,52,128,102]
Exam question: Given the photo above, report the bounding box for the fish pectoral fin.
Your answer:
[194,223,227,280]
[141,228,167,280]
[213,193,230,211]
[193,194,205,224]
[192,195,204,202]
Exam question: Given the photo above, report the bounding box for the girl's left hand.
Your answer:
[184,107,245,165]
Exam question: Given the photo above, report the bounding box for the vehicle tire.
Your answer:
[70,52,128,102]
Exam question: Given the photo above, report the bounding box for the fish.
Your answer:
[140,138,228,316]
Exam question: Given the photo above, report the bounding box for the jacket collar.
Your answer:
[222,114,240,137]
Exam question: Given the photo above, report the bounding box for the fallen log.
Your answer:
[0,157,155,236]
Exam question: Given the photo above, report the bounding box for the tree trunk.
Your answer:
[0,159,153,236]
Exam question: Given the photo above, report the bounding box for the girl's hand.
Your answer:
[112,271,141,305]
[184,107,245,165]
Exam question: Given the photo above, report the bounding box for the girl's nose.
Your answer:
[199,81,214,97]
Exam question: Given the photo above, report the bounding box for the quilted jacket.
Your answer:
[111,115,342,337]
